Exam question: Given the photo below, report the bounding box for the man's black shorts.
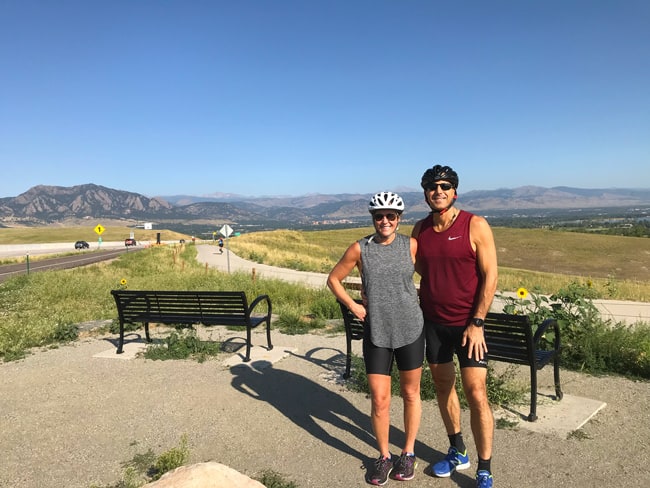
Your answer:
[424,320,488,368]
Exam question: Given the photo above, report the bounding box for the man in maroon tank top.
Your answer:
[412,164,498,488]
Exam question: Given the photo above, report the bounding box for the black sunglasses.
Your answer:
[427,182,454,191]
[373,212,398,222]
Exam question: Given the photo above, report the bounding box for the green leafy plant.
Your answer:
[496,417,519,430]
[150,434,190,480]
[52,322,79,342]
[254,469,298,488]
[143,330,222,362]
[90,436,189,488]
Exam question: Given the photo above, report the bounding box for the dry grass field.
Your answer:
[492,227,650,282]
[226,226,650,301]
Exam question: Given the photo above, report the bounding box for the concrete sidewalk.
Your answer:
[196,244,650,325]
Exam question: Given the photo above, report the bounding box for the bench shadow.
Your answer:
[102,332,151,348]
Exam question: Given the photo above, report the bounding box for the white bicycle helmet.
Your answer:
[368,191,405,213]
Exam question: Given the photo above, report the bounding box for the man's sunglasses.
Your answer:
[373,212,398,222]
[426,182,454,191]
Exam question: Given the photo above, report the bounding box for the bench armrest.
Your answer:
[248,294,272,319]
[533,317,561,350]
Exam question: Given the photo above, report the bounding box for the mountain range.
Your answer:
[1,184,649,229]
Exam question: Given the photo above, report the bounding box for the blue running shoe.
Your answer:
[432,447,470,477]
[476,470,493,488]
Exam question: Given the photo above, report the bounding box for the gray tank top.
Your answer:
[359,233,424,349]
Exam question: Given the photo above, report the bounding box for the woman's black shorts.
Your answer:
[362,329,425,376]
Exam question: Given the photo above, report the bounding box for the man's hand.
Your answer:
[462,325,488,362]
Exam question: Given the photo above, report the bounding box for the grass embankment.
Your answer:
[0,243,339,361]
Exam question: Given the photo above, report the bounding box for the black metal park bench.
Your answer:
[111,290,273,362]
[484,312,563,421]
[337,301,562,422]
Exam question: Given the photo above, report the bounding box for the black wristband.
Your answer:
[471,317,485,328]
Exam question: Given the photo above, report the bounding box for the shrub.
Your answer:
[143,330,221,363]
[498,282,650,378]
[255,470,298,488]
[150,434,190,480]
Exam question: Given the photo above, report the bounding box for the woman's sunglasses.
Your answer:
[427,182,454,191]
[373,212,398,222]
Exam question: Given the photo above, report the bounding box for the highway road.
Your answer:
[0,247,139,283]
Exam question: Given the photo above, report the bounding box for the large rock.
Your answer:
[143,462,265,488]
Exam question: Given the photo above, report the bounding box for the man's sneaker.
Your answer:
[392,453,417,481]
[432,446,470,477]
[476,470,494,488]
[368,455,393,486]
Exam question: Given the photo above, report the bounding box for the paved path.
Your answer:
[1,325,649,487]
[196,244,650,325]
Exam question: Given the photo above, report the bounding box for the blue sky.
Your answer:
[1,0,648,199]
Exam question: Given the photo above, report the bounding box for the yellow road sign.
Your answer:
[94,224,105,235]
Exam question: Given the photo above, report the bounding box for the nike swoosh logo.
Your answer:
[448,236,462,241]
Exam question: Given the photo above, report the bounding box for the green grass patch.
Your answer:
[254,470,298,488]
[496,417,519,430]
[90,435,190,488]
[0,245,340,361]
[142,329,222,362]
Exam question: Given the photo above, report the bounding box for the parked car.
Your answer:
[74,240,89,250]
[124,238,137,247]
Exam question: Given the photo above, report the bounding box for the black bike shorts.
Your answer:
[424,320,488,368]
[363,329,425,376]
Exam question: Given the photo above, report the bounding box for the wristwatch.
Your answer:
[471,317,485,328]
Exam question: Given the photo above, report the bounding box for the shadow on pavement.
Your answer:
[229,347,473,486]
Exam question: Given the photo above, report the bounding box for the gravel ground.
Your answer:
[1,327,649,488]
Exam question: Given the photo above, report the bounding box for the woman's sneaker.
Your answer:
[432,446,470,477]
[392,453,417,481]
[368,455,393,486]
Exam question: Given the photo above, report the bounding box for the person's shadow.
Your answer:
[230,359,374,460]
[230,347,474,485]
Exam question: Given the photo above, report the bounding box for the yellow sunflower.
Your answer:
[517,287,528,299]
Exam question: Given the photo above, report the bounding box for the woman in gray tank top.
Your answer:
[328,191,424,485]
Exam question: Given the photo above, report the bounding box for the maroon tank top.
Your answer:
[416,210,479,326]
